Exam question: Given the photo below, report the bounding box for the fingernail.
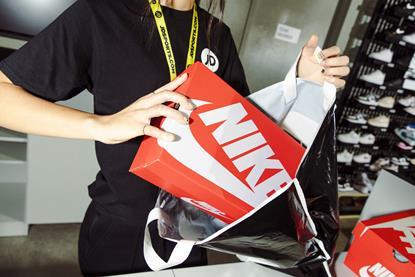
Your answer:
[187,102,196,110]
[166,133,175,141]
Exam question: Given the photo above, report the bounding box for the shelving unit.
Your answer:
[0,49,29,236]
[337,0,415,218]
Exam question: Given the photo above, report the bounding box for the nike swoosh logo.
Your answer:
[157,99,261,207]
[359,266,371,277]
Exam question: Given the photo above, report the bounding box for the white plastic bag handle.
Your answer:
[144,208,196,271]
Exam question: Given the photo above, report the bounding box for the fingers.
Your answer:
[322,55,350,67]
[154,73,188,93]
[324,75,346,89]
[143,125,176,141]
[324,66,350,77]
[144,104,188,125]
[322,45,341,58]
[135,90,195,110]
[302,34,319,57]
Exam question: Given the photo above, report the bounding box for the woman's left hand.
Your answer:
[297,35,350,89]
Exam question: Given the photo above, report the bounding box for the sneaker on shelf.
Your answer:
[378,96,395,109]
[410,158,415,166]
[338,130,360,144]
[385,78,404,88]
[384,164,399,173]
[369,158,390,171]
[353,153,372,164]
[396,2,415,16]
[354,172,374,194]
[395,128,415,146]
[398,96,415,107]
[368,115,390,128]
[406,123,415,130]
[403,78,415,91]
[403,32,415,45]
[404,69,415,80]
[347,113,367,124]
[404,106,415,116]
[359,69,386,85]
[338,182,354,192]
[392,157,409,166]
[359,133,376,145]
[337,149,354,163]
[368,48,394,63]
[357,93,378,106]
[397,141,413,150]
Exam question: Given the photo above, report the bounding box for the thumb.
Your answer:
[155,73,188,93]
[302,34,319,57]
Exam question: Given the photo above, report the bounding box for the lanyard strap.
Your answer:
[148,0,199,81]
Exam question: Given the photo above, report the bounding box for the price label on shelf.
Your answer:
[373,146,379,150]
[397,89,404,94]
[387,63,394,68]
[390,109,396,113]
[380,86,386,90]
[409,15,414,21]
[381,128,387,132]
[362,125,368,129]
[399,41,406,46]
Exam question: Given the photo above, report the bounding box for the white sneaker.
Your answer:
[404,69,415,79]
[353,153,372,164]
[392,157,409,166]
[368,115,390,128]
[357,93,378,106]
[338,182,354,192]
[403,32,415,45]
[403,78,415,91]
[377,96,395,109]
[347,113,367,124]
[398,96,415,107]
[337,130,360,144]
[405,106,415,116]
[359,133,376,145]
[359,70,386,85]
[370,158,390,171]
[337,149,354,163]
[368,48,394,63]
[384,164,399,172]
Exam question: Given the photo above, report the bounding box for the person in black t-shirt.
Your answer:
[0,0,349,275]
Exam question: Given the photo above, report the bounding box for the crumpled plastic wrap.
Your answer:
[153,106,339,276]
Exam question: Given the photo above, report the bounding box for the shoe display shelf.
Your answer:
[337,0,415,218]
[0,127,28,237]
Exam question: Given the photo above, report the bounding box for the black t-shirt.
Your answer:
[0,0,250,221]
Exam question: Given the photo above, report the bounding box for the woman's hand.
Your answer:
[93,74,194,144]
[297,35,350,88]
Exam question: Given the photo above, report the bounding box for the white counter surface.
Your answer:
[116,262,292,277]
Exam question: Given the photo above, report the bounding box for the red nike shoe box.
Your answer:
[344,209,415,277]
[130,62,305,223]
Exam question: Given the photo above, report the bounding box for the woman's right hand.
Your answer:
[93,74,195,144]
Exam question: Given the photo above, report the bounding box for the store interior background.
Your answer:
[1,0,410,275]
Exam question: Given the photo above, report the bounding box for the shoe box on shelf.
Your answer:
[337,0,415,219]
[344,209,415,276]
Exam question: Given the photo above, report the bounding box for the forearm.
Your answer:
[0,82,98,140]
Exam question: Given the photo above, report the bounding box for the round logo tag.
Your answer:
[201,48,219,72]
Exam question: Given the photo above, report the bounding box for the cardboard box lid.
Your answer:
[353,209,415,264]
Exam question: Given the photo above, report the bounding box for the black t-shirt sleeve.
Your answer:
[221,26,250,97]
[0,0,93,102]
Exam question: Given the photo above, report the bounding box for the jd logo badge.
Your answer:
[201,48,219,72]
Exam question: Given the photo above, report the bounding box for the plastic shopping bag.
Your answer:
[142,76,339,276]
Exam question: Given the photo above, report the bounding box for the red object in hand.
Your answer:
[130,62,305,223]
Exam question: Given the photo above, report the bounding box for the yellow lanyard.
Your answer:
[148,0,199,81]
